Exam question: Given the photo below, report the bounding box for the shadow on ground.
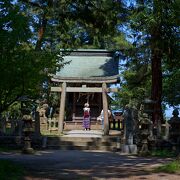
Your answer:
[0,150,177,180]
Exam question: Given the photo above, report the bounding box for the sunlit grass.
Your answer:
[154,160,180,173]
[150,149,175,158]
[0,160,25,180]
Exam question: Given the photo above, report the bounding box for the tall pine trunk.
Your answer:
[151,27,163,136]
[151,48,163,135]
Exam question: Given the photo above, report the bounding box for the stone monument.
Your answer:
[121,105,137,154]
[168,109,180,150]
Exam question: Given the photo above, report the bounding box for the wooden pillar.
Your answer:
[98,93,102,113]
[34,111,40,136]
[72,92,76,121]
[58,82,66,134]
[102,82,109,135]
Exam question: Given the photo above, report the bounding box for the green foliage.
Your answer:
[114,0,180,111]
[0,160,25,180]
[0,146,20,152]
[25,0,127,49]
[0,0,129,113]
[163,68,180,106]
[112,32,133,50]
[114,61,151,109]
[162,36,180,107]
[150,149,175,158]
[0,1,59,113]
[129,0,180,106]
[154,160,180,173]
[1,0,179,114]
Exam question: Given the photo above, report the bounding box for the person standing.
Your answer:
[83,103,91,130]
[100,109,111,130]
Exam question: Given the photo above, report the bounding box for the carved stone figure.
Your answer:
[168,109,180,144]
[121,104,137,154]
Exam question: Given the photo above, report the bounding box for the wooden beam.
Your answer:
[67,87,102,92]
[51,87,119,93]
[51,87,102,93]
[51,87,62,92]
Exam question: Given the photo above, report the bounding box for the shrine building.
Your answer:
[50,49,120,135]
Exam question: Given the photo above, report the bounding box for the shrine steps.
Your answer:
[44,136,121,151]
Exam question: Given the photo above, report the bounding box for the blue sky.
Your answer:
[165,105,180,119]
[165,106,173,118]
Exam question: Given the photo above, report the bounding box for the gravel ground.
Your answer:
[1,150,180,180]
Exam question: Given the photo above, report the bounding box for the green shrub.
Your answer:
[0,146,20,152]
[0,160,25,180]
[155,160,180,173]
[150,149,175,158]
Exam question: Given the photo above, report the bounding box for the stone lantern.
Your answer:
[22,109,34,154]
[139,113,153,155]
[143,98,162,137]
[18,96,34,154]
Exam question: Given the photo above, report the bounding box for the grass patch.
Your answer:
[0,146,20,152]
[154,160,180,173]
[0,159,25,180]
[150,149,175,158]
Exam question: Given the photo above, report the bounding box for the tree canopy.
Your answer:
[114,0,180,123]
[0,1,57,113]
[0,0,126,113]
[0,0,179,119]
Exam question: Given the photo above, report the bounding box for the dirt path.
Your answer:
[0,150,180,180]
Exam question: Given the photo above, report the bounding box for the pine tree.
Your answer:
[118,0,180,135]
[21,0,126,49]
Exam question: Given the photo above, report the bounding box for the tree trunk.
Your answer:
[150,0,165,136]
[151,30,164,136]
[35,13,47,50]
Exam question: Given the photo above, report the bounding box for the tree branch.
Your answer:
[35,13,47,50]
[20,0,42,8]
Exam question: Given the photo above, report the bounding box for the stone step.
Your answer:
[45,136,121,151]
[46,145,118,151]
[47,139,118,146]
[46,136,120,143]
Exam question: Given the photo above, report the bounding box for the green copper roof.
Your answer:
[56,50,119,78]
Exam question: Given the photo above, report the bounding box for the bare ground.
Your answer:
[0,150,180,180]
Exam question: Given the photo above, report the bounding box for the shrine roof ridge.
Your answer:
[50,74,120,84]
[60,49,115,57]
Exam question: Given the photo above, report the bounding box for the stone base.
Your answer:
[139,150,150,156]
[121,144,137,154]
[22,148,34,154]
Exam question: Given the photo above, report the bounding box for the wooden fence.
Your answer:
[0,117,23,136]
[109,114,124,131]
